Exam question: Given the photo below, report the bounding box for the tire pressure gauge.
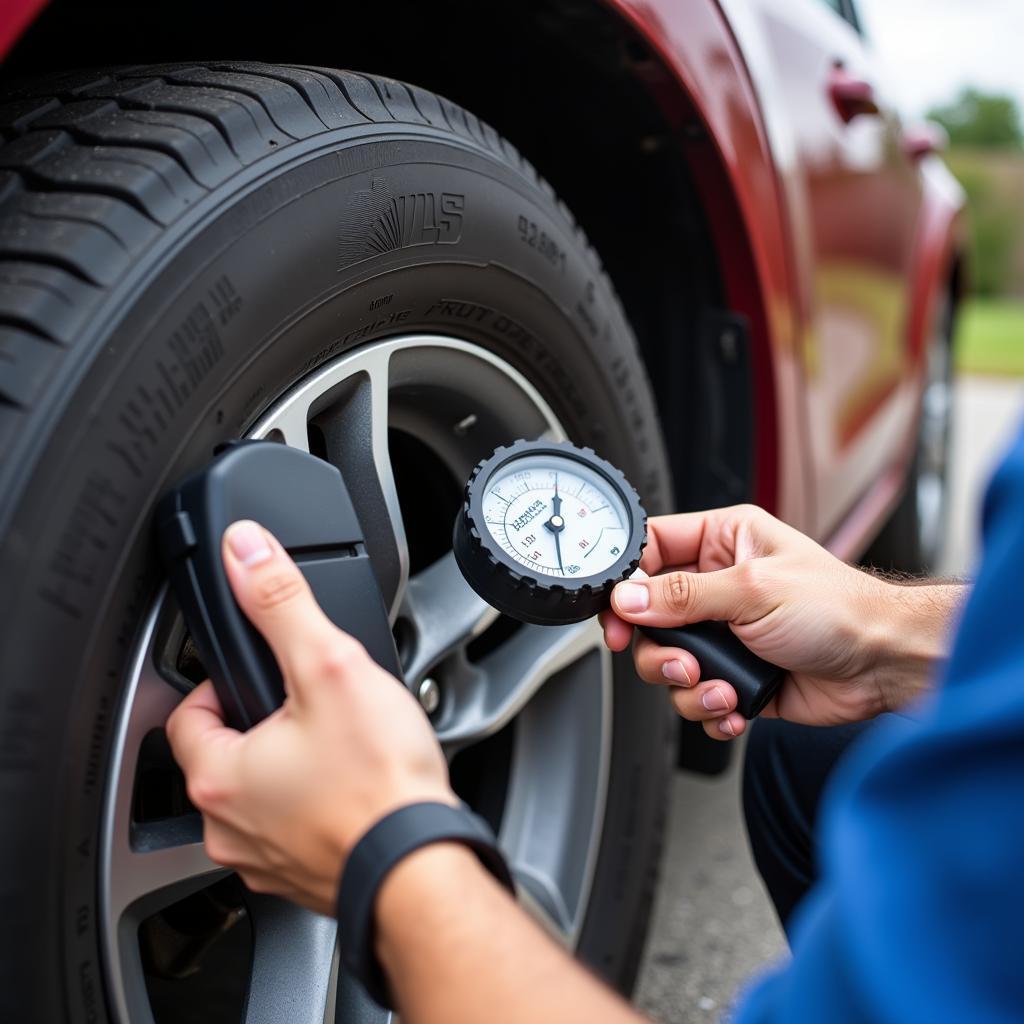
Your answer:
[454,440,784,718]
[454,440,645,625]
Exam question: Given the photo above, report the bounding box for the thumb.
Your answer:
[610,564,756,627]
[222,520,337,680]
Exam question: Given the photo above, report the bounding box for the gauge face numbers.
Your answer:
[480,455,632,578]
[455,442,646,625]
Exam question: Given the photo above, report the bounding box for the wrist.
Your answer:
[374,841,496,980]
[861,579,964,711]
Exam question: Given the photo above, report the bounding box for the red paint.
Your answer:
[609,0,802,524]
[608,0,965,548]
[0,0,45,60]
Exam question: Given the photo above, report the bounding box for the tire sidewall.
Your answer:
[0,129,671,1021]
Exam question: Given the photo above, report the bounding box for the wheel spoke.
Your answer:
[513,866,574,945]
[111,820,227,924]
[103,631,226,925]
[435,619,601,748]
[499,635,611,945]
[245,900,332,1024]
[250,346,409,620]
[329,959,395,1024]
[401,551,499,685]
[101,605,232,1022]
[246,898,392,1024]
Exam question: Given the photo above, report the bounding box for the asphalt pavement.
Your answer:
[634,374,1024,1023]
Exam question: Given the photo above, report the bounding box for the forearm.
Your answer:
[865,579,967,711]
[376,843,647,1024]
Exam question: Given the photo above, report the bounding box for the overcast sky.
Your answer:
[857,0,1024,119]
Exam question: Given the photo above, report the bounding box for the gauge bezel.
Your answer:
[463,439,647,594]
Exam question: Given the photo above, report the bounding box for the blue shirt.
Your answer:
[736,423,1024,1024]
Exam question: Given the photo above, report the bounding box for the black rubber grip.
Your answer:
[158,442,400,730]
[640,622,784,718]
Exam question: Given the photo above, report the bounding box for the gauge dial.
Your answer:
[454,440,647,625]
[480,456,630,578]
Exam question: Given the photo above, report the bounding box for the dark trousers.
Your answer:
[741,717,877,936]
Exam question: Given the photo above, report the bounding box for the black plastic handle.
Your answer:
[158,441,401,731]
[640,622,784,719]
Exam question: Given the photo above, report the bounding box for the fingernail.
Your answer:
[225,520,272,567]
[719,718,736,737]
[615,582,649,613]
[702,687,729,712]
[662,660,691,686]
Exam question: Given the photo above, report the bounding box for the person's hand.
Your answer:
[600,505,952,741]
[165,520,454,916]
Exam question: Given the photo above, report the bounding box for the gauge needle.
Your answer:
[545,474,565,573]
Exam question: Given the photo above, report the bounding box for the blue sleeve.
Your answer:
[735,423,1024,1024]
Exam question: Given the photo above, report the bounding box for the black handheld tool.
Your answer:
[453,440,783,718]
[157,441,400,730]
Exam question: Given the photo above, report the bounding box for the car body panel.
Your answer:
[612,0,965,552]
[747,0,925,538]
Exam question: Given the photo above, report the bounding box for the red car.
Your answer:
[0,1,964,1021]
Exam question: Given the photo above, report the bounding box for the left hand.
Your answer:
[165,520,455,916]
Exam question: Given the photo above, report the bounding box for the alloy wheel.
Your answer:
[100,336,613,1023]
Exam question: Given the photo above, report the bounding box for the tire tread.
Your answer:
[0,62,621,433]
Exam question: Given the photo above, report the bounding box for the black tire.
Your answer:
[863,295,955,575]
[0,64,673,1022]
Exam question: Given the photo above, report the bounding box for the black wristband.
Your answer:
[336,800,515,1008]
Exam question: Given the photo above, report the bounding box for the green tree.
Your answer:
[946,158,1015,296]
[928,88,1023,149]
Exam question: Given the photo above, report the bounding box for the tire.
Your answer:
[863,295,955,575]
[0,64,674,1023]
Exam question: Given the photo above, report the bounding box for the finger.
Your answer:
[703,710,747,742]
[611,564,758,627]
[222,521,341,683]
[599,608,634,652]
[632,634,701,686]
[668,679,738,722]
[201,816,255,869]
[165,680,237,775]
[641,505,787,576]
[640,513,712,575]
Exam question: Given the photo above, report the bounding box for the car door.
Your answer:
[737,0,925,537]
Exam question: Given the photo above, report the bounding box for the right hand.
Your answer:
[600,505,917,741]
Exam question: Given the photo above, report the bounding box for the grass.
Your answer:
[956,298,1024,376]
